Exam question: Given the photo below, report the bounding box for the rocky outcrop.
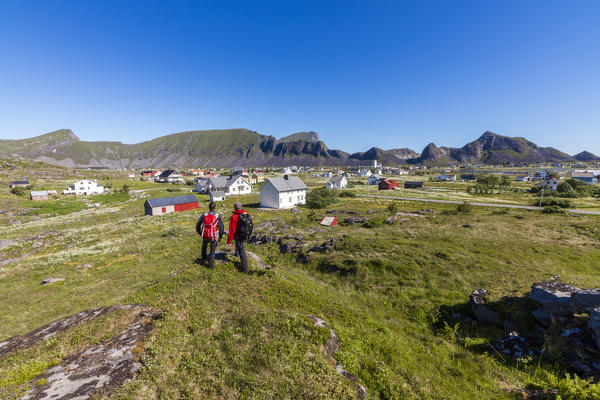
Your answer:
[19,306,159,400]
[572,289,600,312]
[469,289,501,326]
[0,306,126,358]
[530,281,580,325]
[307,316,366,399]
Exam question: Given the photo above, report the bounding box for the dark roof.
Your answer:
[159,169,180,177]
[265,176,308,192]
[11,180,30,185]
[145,195,198,208]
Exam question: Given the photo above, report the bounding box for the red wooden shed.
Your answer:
[378,179,399,190]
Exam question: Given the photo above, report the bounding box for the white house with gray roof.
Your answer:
[326,175,347,189]
[260,175,307,209]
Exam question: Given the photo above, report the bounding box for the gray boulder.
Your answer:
[531,309,553,328]
[530,281,580,315]
[42,278,65,285]
[469,289,501,326]
[571,289,600,312]
[588,307,600,350]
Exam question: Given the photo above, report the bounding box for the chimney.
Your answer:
[284,174,289,180]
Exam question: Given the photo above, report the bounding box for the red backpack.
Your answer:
[201,212,220,241]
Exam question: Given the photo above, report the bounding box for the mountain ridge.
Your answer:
[0,129,593,168]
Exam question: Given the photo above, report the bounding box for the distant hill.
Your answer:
[0,129,354,168]
[0,129,594,167]
[411,131,577,165]
[574,151,600,162]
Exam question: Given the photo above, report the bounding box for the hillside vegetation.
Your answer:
[2,164,600,399]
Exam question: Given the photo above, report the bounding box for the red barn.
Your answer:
[378,179,399,190]
[144,195,199,216]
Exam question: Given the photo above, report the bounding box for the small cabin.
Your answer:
[30,191,49,201]
[144,195,199,216]
[378,179,399,190]
[209,191,226,202]
[10,180,30,189]
[404,181,424,189]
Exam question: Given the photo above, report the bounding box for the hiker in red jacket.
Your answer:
[227,202,253,273]
[196,202,224,269]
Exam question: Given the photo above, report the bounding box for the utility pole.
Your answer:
[539,186,544,208]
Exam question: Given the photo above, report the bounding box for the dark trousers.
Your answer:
[235,240,249,273]
[202,239,218,269]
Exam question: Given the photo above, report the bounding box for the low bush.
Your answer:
[441,209,458,215]
[363,218,385,228]
[338,190,356,198]
[10,187,27,196]
[306,188,338,209]
[456,202,472,213]
[542,205,567,214]
[535,198,573,208]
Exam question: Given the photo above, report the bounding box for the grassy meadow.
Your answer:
[1,160,600,399]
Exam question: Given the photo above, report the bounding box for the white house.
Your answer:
[280,167,292,174]
[326,175,348,189]
[157,169,184,183]
[209,191,226,202]
[374,168,383,175]
[63,179,106,195]
[539,178,560,191]
[206,175,252,195]
[358,169,372,177]
[437,174,457,182]
[368,175,382,185]
[260,175,308,209]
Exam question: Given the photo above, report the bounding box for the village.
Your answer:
[5,158,600,221]
[2,155,600,399]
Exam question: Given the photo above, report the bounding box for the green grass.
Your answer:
[2,165,600,399]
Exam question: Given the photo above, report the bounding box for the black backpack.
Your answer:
[236,213,253,241]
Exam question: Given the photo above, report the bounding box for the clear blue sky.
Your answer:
[1,0,599,155]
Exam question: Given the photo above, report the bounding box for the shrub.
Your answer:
[441,209,458,215]
[10,187,26,196]
[363,218,384,228]
[338,190,356,198]
[185,179,195,186]
[167,188,186,193]
[456,202,472,213]
[387,202,399,215]
[306,188,338,209]
[542,205,567,214]
[535,198,573,208]
[118,184,130,193]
